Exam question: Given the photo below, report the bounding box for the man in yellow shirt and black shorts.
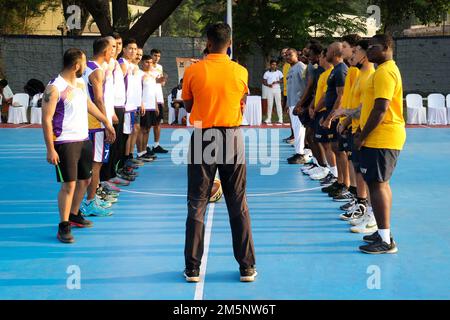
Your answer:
[182,23,257,282]
[355,34,406,254]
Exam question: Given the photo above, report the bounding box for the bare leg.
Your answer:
[87,162,102,201]
[58,181,76,222]
[71,179,91,215]
[153,124,161,144]
[367,181,391,229]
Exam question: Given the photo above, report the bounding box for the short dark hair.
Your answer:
[321,48,328,56]
[141,54,152,61]
[206,22,231,49]
[309,43,323,56]
[372,34,394,50]
[123,38,137,48]
[93,37,111,55]
[63,48,85,69]
[342,34,362,47]
[356,39,370,51]
[0,79,8,87]
[270,59,278,64]
[150,48,161,55]
[111,32,122,40]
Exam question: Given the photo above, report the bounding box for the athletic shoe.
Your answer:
[320,173,337,186]
[303,164,319,175]
[97,186,119,198]
[363,231,383,243]
[340,199,356,211]
[287,154,308,164]
[122,166,139,177]
[301,163,316,173]
[350,211,377,234]
[125,158,144,167]
[57,222,74,243]
[304,149,312,157]
[69,213,93,228]
[137,154,153,162]
[286,138,295,144]
[328,185,347,198]
[333,190,355,202]
[143,153,156,161]
[283,135,294,142]
[152,145,169,153]
[322,181,340,193]
[240,266,258,282]
[117,171,136,182]
[102,181,121,192]
[94,195,112,208]
[309,167,330,180]
[99,193,118,203]
[184,269,200,282]
[146,147,157,159]
[340,202,366,221]
[349,206,372,225]
[108,177,130,187]
[359,238,398,254]
[80,200,113,217]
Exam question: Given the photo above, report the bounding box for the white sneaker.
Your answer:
[304,149,312,157]
[349,206,372,226]
[310,167,330,180]
[350,210,377,233]
[302,163,315,172]
[305,166,322,176]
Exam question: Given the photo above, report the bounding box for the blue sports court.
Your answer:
[0,127,449,300]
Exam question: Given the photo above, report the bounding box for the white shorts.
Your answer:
[123,112,135,135]
[88,130,110,163]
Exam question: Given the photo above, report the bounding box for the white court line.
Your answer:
[194,203,215,300]
[15,124,33,129]
[120,186,323,197]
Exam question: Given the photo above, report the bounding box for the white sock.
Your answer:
[378,229,391,244]
[154,142,160,147]
[329,166,338,177]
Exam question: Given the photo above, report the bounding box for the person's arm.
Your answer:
[321,86,344,128]
[90,69,107,116]
[41,85,60,165]
[87,98,116,143]
[355,98,389,148]
[182,68,193,113]
[296,76,314,110]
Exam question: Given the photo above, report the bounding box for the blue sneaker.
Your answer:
[94,195,112,208]
[80,200,113,217]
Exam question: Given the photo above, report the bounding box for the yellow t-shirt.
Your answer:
[282,63,291,96]
[340,66,360,124]
[349,65,375,133]
[314,66,333,112]
[182,54,248,129]
[360,60,406,150]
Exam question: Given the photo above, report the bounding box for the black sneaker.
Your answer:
[322,181,339,193]
[282,135,294,142]
[333,189,355,202]
[146,147,157,159]
[340,203,366,221]
[117,170,136,181]
[287,154,308,164]
[340,199,356,211]
[184,269,200,282]
[363,231,382,243]
[69,213,93,228]
[328,185,346,198]
[137,154,153,162]
[152,145,168,153]
[57,222,75,243]
[320,173,336,186]
[359,238,398,254]
[240,266,258,282]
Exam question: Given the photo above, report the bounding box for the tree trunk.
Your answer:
[112,0,129,33]
[81,0,113,36]
[123,0,184,46]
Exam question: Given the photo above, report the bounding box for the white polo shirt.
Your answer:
[263,70,284,90]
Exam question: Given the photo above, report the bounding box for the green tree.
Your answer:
[0,0,58,34]
[371,0,450,34]
[199,0,366,64]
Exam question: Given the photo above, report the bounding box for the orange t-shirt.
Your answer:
[182,53,248,128]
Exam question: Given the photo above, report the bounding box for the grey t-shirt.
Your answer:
[286,61,306,107]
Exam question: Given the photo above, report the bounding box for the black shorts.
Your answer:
[54,140,93,183]
[140,110,159,128]
[314,110,337,143]
[134,110,141,126]
[337,130,351,152]
[156,103,164,122]
[298,96,313,127]
[360,147,400,183]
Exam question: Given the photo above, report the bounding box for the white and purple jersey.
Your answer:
[48,75,89,144]
[118,57,140,112]
[103,58,115,124]
[113,59,126,108]
[82,60,105,130]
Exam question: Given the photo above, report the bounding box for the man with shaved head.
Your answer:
[315,42,348,196]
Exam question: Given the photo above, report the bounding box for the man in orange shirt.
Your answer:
[182,23,257,283]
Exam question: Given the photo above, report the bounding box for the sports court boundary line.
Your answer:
[120,186,324,197]
[194,203,215,300]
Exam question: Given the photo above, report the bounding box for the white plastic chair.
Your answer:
[7,93,29,124]
[30,93,43,124]
[427,93,447,125]
[406,94,427,124]
[446,94,450,125]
